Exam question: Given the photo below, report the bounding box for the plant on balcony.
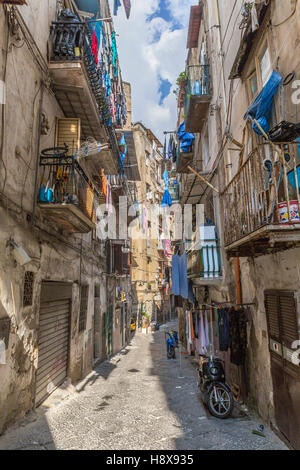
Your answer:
[147,282,152,290]
[173,71,187,98]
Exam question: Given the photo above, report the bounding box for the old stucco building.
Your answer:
[130,123,174,328]
[0,0,136,434]
[177,0,300,449]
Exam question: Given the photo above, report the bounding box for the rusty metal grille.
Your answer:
[23,271,34,307]
[79,285,89,332]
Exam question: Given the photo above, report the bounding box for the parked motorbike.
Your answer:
[150,321,160,332]
[165,331,176,359]
[198,351,234,419]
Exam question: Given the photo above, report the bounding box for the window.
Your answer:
[248,71,258,99]
[247,39,272,100]
[79,285,89,332]
[23,272,34,307]
[259,42,271,87]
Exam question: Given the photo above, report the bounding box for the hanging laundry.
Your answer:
[199,311,209,354]
[190,311,195,341]
[229,308,248,366]
[162,239,172,258]
[177,121,195,153]
[179,252,188,300]
[123,0,131,19]
[168,135,174,159]
[161,189,172,207]
[111,32,118,78]
[171,253,180,296]
[101,168,107,196]
[91,26,99,64]
[114,0,121,16]
[163,136,167,160]
[218,308,231,351]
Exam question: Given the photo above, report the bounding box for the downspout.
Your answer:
[234,257,242,305]
[31,81,44,228]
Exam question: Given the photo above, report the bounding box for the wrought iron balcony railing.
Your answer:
[184,65,210,115]
[184,64,211,133]
[38,147,99,232]
[221,142,300,257]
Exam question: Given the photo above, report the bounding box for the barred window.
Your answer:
[23,272,34,307]
[79,285,89,332]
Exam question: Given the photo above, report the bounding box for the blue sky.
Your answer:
[110,0,195,141]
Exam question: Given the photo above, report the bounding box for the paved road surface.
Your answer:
[0,321,287,450]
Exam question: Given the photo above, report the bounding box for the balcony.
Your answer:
[221,142,300,257]
[38,148,97,233]
[176,143,194,174]
[107,241,131,276]
[187,227,222,283]
[48,12,119,174]
[184,65,211,133]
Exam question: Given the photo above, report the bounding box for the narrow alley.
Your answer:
[0,324,286,451]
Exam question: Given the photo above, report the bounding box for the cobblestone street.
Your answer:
[0,322,287,451]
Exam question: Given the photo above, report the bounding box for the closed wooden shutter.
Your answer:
[265,290,299,349]
[279,292,298,349]
[265,291,281,342]
[55,118,81,156]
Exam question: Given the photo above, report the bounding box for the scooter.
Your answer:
[170,330,179,348]
[198,350,234,419]
[165,331,176,359]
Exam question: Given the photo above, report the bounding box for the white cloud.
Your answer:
[109,0,195,142]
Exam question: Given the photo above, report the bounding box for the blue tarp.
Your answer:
[244,70,282,135]
[161,189,172,207]
[177,121,195,153]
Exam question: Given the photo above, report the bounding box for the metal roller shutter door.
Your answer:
[36,298,71,405]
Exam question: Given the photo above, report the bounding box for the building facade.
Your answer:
[177,0,300,449]
[0,0,134,434]
[130,123,174,329]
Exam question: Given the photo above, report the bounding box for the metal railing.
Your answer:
[187,241,222,279]
[169,183,180,202]
[39,148,99,222]
[184,64,210,117]
[221,141,300,247]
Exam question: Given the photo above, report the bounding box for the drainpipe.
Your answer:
[234,257,242,305]
[32,81,44,228]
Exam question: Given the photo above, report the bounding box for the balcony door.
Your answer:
[265,290,300,449]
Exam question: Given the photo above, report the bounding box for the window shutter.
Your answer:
[278,292,298,349]
[55,118,81,156]
[265,291,280,342]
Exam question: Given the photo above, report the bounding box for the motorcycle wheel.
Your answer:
[167,346,175,359]
[208,383,234,419]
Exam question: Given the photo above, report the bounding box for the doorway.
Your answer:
[265,290,300,449]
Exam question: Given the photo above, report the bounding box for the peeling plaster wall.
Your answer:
[0,1,112,434]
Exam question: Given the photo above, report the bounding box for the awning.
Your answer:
[187,5,203,49]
